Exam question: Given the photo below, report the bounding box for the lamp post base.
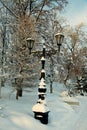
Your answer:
[34,111,49,124]
[32,103,50,124]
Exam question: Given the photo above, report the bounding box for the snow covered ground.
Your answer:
[0,83,87,130]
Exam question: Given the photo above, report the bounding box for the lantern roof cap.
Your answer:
[55,32,64,36]
[26,37,34,41]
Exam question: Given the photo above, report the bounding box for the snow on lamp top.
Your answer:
[55,32,64,45]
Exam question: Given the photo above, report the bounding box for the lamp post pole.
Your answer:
[32,46,50,124]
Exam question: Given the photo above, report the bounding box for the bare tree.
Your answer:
[60,24,87,89]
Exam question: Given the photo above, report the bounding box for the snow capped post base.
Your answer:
[34,111,49,124]
[32,103,50,124]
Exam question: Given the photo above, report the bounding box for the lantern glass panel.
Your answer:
[55,33,64,45]
[26,38,34,49]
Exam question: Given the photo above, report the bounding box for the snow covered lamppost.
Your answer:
[32,46,50,124]
[27,33,64,124]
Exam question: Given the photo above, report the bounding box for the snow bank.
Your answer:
[0,84,87,130]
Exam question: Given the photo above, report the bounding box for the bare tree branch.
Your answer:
[0,0,18,18]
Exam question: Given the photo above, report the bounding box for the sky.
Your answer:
[63,0,87,26]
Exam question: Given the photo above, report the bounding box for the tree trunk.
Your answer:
[50,81,53,93]
[50,57,54,93]
[0,83,1,98]
[15,77,23,100]
[16,89,23,100]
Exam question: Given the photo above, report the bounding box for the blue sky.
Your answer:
[63,0,87,26]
